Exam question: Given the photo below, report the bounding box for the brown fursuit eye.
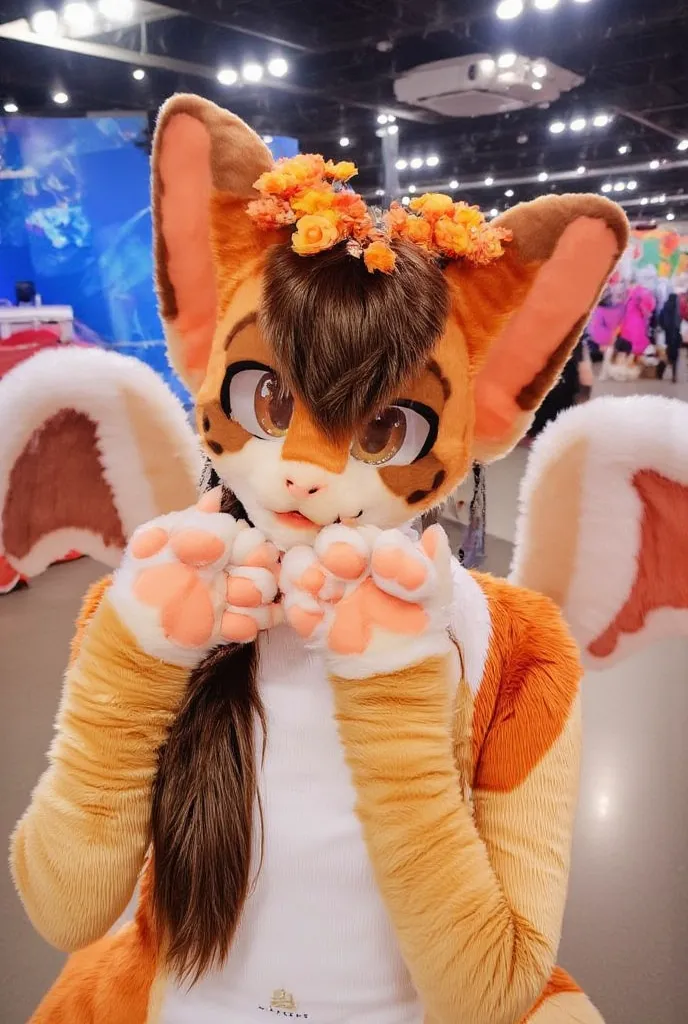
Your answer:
[255,372,294,437]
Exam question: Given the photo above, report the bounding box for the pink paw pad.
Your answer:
[288,605,325,639]
[372,547,427,590]
[170,529,225,566]
[243,542,279,570]
[226,577,263,608]
[133,563,215,647]
[298,565,327,595]
[130,527,168,560]
[320,542,367,580]
[221,611,258,643]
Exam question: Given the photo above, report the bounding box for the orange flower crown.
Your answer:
[247,154,512,275]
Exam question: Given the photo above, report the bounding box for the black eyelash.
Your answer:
[220,360,274,420]
[394,399,439,462]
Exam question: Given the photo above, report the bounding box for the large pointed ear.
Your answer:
[152,94,277,393]
[510,396,688,669]
[445,194,628,461]
[0,347,201,578]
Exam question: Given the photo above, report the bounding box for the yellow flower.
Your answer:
[363,240,397,274]
[291,186,335,215]
[253,169,296,196]
[279,153,326,185]
[410,192,455,220]
[292,213,340,255]
[324,159,358,181]
[452,202,484,229]
[434,216,472,257]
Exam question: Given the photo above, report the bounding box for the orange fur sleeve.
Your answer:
[332,579,582,1024]
[10,582,190,952]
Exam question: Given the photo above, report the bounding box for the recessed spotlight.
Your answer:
[531,81,543,92]
[677,139,688,152]
[538,171,549,182]
[593,113,611,128]
[650,196,660,204]
[387,124,398,135]
[490,208,499,217]
[217,67,238,86]
[99,0,134,20]
[267,57,289,78]
[3,101,19,113]
[63,2,95,32]
[573,0,593,4]
[496,0,524,20]
[532,62,548,79]
[534,0,560,9]
[377,114,388,125]
[480,58,496,74]
[426,154,440,167]
[375,188,385,196]
[650,159,660,170]
[408,185,417,193]
[401,196,410,206]
[618,144,630,155]
[627,180,638,191]
[242,63,263,82]
[667,212,676,221]
[640,197,649,205]
[484,176,494,185]
[570,117,587,132]
[410,157,423,169]
[601,183,613,193]
[132,68,146,81]
[659,193,667,203]
[52,90,69,105]
[577,165,586,174]
[549,121,566,134]
[505,188,515,197]
[395,159,408,170]
[449,179,459,189]
[613,182,626,192]
[497,53,517,69]
[31,9,60,35]
[388,116,396,123]
[262,134,274,144]
[339,136,350,148]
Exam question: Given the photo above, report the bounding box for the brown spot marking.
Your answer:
[408,469,446,506]
[589,469,688,659]
[427,359,451,401]
[3,410,125,561]
[202,414,211,433]
[207,440,224,455]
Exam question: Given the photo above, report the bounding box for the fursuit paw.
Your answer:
[281,524,454,678]
[110,487,281,666]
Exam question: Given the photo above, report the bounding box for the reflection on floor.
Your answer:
[1,414,687,1021]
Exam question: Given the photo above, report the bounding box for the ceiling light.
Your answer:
[577,165,586,174]
[613,182,626,192]
[677,139,688,152]
[3,101,19,113]
[387,115,396,123]
[627,180,638,190]
[659,193,667,202]
[534,0,560,9]
[132,68,145,81]
[395,158,408,170]
[426,154,440,167]
[217,67,238,85]
[496,0,524,19]
[401,196,410,206]
[339,136,350,148]
[570,117,587,132]
[531,81,543,91]
[262,134,274,144]
[538,171,549,182]
[480,58,496,74]
[640,197,649,205]
[490,208,499,217]
[387,124,398,135]
[497,53,517,69]
[31,9,60,35]
[409,185,417,193]
[601,183,613,193]
[593,113,611,128]
[377,113,388,125]
[484,176,494,185]
[667,212,676,221]
[532,62,548,78]
[449,179,459,189]
[573,0,594,3]
[410,157,423,169]
[98,0,134,20]
[267,57,289,78]
[375,188,385,196]
[242,62,264,82]
[63,2,95,32]
[650,197,660,204]
[650,159,660,169]
[52,90,69,105]
[549,120,566,134]
[618,143,630,155]
[505,188,514,197]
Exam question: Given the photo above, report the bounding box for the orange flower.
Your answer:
[324,159,358,181]
[280,153,326,185]
[292,213,340,255]
[332,190,368,220]
[410,192,455,221]
[246,196,296,229]
[364,240,397,274]
[434,215,472,257]
[402,215,433,248]
[385,202,409,236]
[468,227,512,266]
[254,169,298,197]
[452,202,484,229]
[291,186,335,215]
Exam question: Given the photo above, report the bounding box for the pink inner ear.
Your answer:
[474,217,618,442]
[158,113,217,381]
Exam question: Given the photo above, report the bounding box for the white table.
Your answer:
[0,305,74,341]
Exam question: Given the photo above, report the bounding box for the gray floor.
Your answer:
[2,408,688,1021]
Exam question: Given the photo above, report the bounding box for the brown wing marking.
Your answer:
[589,469,688,659]
[3,409,125,563]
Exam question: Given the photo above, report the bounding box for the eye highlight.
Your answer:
[351,402,437,467]
[221,360,294,440]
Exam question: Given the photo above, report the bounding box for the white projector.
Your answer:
[394,54,583,118]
